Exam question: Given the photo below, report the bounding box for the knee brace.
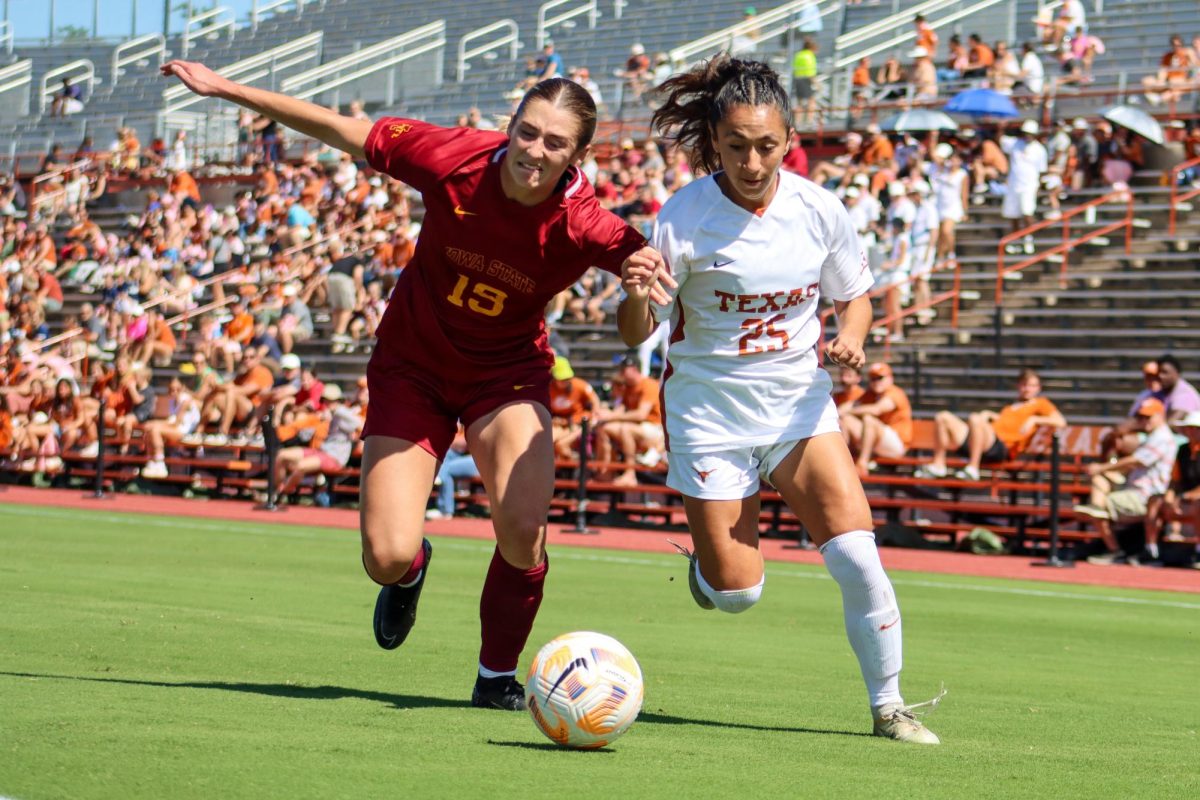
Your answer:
[696,568,765,614]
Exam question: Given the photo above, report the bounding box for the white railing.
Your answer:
[613,0,628,21]
[457,20,520,82]
[111,33,165,86]
[832,0,1010,72]
[0,59,32,115]
[537,0,597,51]
[670,0,840,70]
[181,6,236,58]
[39,60,96,115]
[252,0,323,33]
[279,21,446,106]
[0,20,13,56]
[834,0,950,52]
[163,31,324,113]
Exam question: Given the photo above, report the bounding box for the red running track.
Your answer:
[2,486,1197,594]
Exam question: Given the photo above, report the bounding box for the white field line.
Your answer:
[4,505,1200,611]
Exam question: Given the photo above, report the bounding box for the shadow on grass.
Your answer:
[639,710,871,738]
[487,740,614,753]
[0,670,470,710]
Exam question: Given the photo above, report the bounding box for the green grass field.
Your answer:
[1,503,1198,799]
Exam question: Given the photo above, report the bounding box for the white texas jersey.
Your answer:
[650,170,873,452]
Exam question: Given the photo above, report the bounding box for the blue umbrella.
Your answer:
[944,88,1019,118]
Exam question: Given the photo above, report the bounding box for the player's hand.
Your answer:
[621,246,676,305]
[825,334,865,370]
[160,60,231,98]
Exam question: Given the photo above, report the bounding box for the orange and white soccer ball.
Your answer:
[526,631,644,749]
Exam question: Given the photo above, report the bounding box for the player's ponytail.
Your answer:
[513,77,598,150]
[651,54,792,175]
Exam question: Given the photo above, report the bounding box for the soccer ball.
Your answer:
[525,631,644,749]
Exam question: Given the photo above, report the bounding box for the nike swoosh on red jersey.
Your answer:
[454,205,477,217]
[513,384,533,391]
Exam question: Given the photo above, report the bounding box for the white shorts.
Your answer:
[910,236,936,276]
[1002,187,1037,219]
[636,421,664,443]
[666,404,842,500]
[877,424,907,458]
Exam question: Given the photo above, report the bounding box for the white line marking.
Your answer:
[4,505,1199,611]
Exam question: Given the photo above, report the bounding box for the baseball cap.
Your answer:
[282,283,299,297]
[1072,118,1089,131]
[1135,397,1165,417]
[867,362,893,379]
[934,142,954,160]
[908,179,931,196]
[280,353,301,370]
[550,356,574,381]
[1175,411,1200,428]
[1142,361,1160,376]
[1020,119,1040,136]
[866,123,882,135]
[887,181,906,198]
[852,172,871,187]
[844,186,861,199]
[621,137,635,150]
[323,383,344,402]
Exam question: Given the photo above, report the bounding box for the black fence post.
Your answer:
[1033,430,1073,568]
[563,416,598,535]
[992,306,1004,389]
[91,395,107,499]
[255,405,282,512]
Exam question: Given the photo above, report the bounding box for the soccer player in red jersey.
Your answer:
[162,60,671,710]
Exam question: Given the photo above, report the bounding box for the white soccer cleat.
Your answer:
[873,689,945,745]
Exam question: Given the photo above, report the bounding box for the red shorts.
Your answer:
[363,345,552,459]
[303,448,343,472]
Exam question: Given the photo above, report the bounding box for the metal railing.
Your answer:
[279,22,446,106]
[537,0,597,51]
[39,59,96,115]
[457,19,520,82]
[1167,155,1200,235]
[181,6,236,58]
[670,0,840,70]
[112,33,165,87]
[995,189,1134,307]
[829,0,1012,109]
[164,31,324,113]
[0,58,31,117]
[252,0,324,33]
[820,256,961,362]
[0,20,13,56]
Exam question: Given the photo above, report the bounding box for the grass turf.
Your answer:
[1,503,1198,800]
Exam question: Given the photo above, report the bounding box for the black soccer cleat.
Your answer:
[372,538,432,650]
[471,675,527,711]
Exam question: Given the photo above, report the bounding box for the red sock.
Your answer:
[478,548,548,673]
[396,542,428,586]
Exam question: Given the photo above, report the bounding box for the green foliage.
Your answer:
[1,505,1197,799]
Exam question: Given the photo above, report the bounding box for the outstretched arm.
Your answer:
[161,60,372,159]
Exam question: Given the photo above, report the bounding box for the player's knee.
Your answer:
[698,570,765,614]
[360,530,424,582]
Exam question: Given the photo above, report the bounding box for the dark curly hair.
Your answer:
[650,53,792,174]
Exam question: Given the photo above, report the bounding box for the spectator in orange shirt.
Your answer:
[548,356,600,459]
[832,365,866,412]
[168,167,201,209]
[134,309,177,367]
[913,14,939,56]
[224,300,255,347]
[841,362,913,476]
[1142,35,1198,105]
[594,355,664,485]
[916,368,1066,481]
[199,349,273,444]
[861,124,895,167]
[963,33,995,79]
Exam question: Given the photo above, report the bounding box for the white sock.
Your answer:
[695,565,765,614]
[821,530,903,711]
[477,664,517,680]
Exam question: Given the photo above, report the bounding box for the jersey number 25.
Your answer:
[738,314,790,356]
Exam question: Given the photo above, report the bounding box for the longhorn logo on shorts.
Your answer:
[387,123,413,139]
[693,467,714,483]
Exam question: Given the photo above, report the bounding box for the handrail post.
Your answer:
[563,417,598,534]
[1032,430,1073,568]
[93,396,107,499]
[951,259,960,328]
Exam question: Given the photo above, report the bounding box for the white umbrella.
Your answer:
[879,108,959,132]
[1101,105,1164,145]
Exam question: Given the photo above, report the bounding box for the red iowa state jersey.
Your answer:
[364,118,645,369]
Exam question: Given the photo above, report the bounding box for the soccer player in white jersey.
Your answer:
[617,55,941,744]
